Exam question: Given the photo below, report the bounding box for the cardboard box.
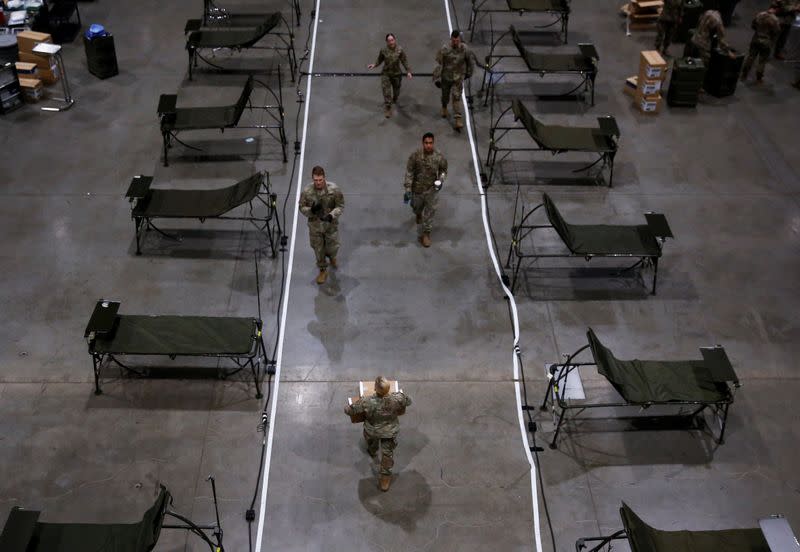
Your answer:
[19,51,57,71]
[637,94,662,114]
[638,78,662,96]
[639,50,667,80]
[623,75,638,97]
[16,30,52,54]
[19,77,43,102]
[14,62,38,79]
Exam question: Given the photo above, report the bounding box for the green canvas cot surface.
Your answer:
[221,13,278,27]
[510,26,591,71]
[507,0,566,11]
[511,100,614,152]
[21,488,169,552]
[587,329,734,403]
[543,194,661,257]
[187,13,281,48]
[172,105,239,129]
[166,76,254,131]
[620,502,770,552]
[91,315,257,356]
[133,173,262,218]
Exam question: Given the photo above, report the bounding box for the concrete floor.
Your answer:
[1,0,799,551]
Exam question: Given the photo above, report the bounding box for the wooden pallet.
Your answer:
[620,0,663,30]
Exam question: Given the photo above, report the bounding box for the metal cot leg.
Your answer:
[93,353,102,395]
[549,404,567,448]
[651,257,659,295]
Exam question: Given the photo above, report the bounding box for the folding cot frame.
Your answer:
[202,0,301,29]
[485,99,619,188]
[505,194,672,295]
[85,300,269,398]
[185,12,297,82]
[576,503,794,552]
[468,0,571,43]
[480,24,598,106]
[125,171,281,257]
[0,481,225,552]
[540,331,738,450]
[158,74,288,166]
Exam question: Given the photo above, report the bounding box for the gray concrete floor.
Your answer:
[1,0,799,551]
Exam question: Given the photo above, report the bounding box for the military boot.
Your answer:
[316,269,328,285]
[328,257,337,268]
[441,106,448,118]
[379,475,392,492]
[384,106,392,118]
[454,117,464,131]
[420,233,431,248]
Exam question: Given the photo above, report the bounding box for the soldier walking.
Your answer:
[434,30,474,131]
[741,8,781,83]
[367,33,413,118]
[345,377,412,492]
[299,166,344,285]
[404,133,448,248]
[655,0,683,55]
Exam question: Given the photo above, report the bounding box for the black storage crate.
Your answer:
[704,48,743,97]
[0,62,23,114]
[667,57,706,107]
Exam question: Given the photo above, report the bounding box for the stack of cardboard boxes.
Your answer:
[15,30,58,103]
[624,50,667,114]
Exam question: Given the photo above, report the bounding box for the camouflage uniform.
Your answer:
[771,0,799,57]
[742,10,781,79]
[345,392,412,476]
[299,181,344,269]
[655,0,683,54]
[690,10,729,64]
[374,45,411,109]
[404,148,448,236]
[434,41,474,125]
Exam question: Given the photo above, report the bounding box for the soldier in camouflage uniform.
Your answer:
[299,166,345,285]
[689,10,731,65]
[344,376,412,492]
[741,8,781,82]
[434,30,474,131]
[403,132,448,248]
[368,33,413,118]
[655,0,683,55]
[770,0,800,59]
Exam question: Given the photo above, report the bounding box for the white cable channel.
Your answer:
[254,0,322,549]
[441,1,544,551]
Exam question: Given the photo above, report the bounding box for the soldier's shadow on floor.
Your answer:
[307,273,362,363]
[357,470,432,531]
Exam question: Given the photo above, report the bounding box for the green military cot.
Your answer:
[0,485,226,552]
[158,75,287,166]
[85,300,268,398]
[125,171,280,256]
[468,0,571,42]
[542,328,739,448]
[576,502,783,552]
[486,100,619,187]
[481,25,598,105]
[505,194,671,294]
